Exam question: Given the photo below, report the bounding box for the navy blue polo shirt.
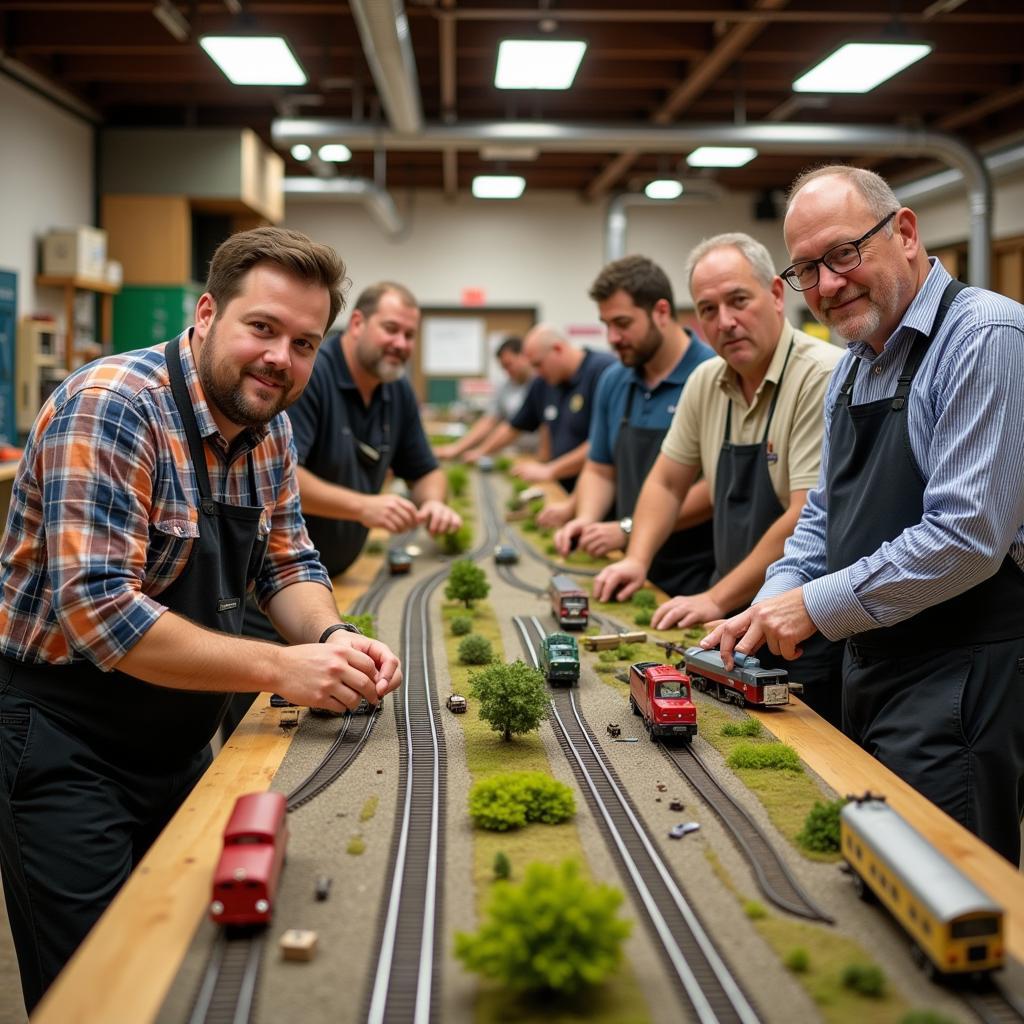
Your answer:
[589,334,715,465]
[287,336,437,575]
[509,348,616,490]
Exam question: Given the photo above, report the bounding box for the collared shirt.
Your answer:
[758,259,1024,640]
[0,331,328,669]
[588,333,715,465]
[660,320,842,502]
[489,378,528,421]
[510,348,616,489]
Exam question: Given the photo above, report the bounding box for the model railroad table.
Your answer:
[28,509,1024,1024]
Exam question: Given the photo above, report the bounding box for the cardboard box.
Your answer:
[42,227,108,280]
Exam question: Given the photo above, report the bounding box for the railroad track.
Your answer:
[514,614,762,1024]
[186,931,265,1024]
[963,979,1024,1024]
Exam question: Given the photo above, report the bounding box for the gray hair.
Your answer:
[685,232,776,290]
[787,164,901,225]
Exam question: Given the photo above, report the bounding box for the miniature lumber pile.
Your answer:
[582,631,648,651]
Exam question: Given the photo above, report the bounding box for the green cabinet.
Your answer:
[112,284,201,353]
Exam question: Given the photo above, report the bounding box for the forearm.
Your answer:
[409,467,447,506]
[546,441,589,482]
[450,415,496,456]
[263,579,343,645]
[476,421,520,456]
[572,462,616,522]
[295,465,368,520]
[675,478,714,530]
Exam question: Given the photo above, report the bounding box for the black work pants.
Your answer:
[843,636,1024,864]
[0,686,209,1013]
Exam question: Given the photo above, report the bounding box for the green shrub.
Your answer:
[341,613,376,639]
[797,798,845,853]
[598,650,618,664]
[493,851,511,880]
[721,718,761,738]
[727,742,802,772]
[544,542,558,556]
[632,590,657,610]
[446,464,469,498]
[494,455,512,473]
[634,610,652,626]
[439,522,473,555]
[455,860,631,993]
[841,963,886,998]
[899,1013,960,1024]
[468,771,575,831]
[451,615,473,636]
[511,477,529,494]
[743,900,767,920]
[784,947,810,973]
[364,538,384,555]
[459,634,493,665]
[614,643,638,661]
[521,519,538,533]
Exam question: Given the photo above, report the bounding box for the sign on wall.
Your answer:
[421,316,485,375]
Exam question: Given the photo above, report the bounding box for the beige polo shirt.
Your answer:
[660,320,842,504]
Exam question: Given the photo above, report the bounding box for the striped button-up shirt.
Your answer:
[757,259,1024,641]
[0,332,330,669]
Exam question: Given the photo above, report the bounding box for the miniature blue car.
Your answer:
[493,544,519,564]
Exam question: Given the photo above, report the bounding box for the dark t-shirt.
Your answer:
[509,348,615,490]
[287,337,438,576]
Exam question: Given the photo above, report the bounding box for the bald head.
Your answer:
[523,323,580,385]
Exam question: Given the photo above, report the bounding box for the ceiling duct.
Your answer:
[283,177,403,237]
[605,184,725,264]
[273,119,992,286]
[349,0,422,133]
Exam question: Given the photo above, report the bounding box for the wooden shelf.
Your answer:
[36,274,121,373]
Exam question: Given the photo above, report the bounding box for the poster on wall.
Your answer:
[422,316,485,375]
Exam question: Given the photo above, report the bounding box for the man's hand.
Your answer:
[652,592,726,631]
[593,557,647,602]
[463,448,485,465]
[579,521,626,559]
[275,633,403,710]
[700,587,815,670]
[511,460,552,484]
[554,517,588,556]
[417,500,463,535]
[357,493,419,533]
[433,443,460,460]
[536,499,574,530]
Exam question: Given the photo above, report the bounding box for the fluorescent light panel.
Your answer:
[645,180,684,200]
[472,175,526,199]
[686,146,758,168]
[318,144,352,162]
[200,36,307,86]
[495,40,587,90]
[794,42,931,94]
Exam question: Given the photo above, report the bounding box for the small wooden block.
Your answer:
[280,929,318,961]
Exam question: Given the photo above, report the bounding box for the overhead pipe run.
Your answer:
[283,177,404,237]
[273,119,992,286]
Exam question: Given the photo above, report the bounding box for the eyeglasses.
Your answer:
[780,211,898,292]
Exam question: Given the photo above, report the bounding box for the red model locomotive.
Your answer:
[628,661,697,741]
[209,791,288,926]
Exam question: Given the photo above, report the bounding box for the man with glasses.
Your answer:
[705,165,1024,863]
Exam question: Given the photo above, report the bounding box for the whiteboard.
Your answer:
[421,316,485,375]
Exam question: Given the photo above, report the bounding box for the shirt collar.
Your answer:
[333,335,391,404]
[715,318,794,401]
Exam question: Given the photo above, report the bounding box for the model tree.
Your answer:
[444,559,490,608]
[470,659,547,741]
[454,859,632,993]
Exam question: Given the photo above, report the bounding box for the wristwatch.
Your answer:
[618,516,633,536]
[318,621,362,643]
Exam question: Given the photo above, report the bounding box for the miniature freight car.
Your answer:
[388,548,413,575]
[210,791,288,926]
[628,661,697,741]
[548,574,588,630]
[682,645,789,708]
[540,632,580,685]
[841,796,1003,977]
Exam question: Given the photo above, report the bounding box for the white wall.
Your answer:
[0,74,95,319]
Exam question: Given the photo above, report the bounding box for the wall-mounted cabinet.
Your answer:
[16,317,65,434]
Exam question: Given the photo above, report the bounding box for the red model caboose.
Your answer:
[210,791,288,926]
[628,661,697,741]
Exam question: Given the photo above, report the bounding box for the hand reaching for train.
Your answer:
[593,557,647,602]
[651,592,726,631]
[358,493,420,533]
[416,499,462,536]
[701,586,816,670]
[275,634,403,711]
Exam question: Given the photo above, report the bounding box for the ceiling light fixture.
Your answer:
[644,180,684,200]
[318,144,352,162]
[793,42,931,94]
[152,0,190,43]
[199,36,307,86]
[495,40,587,90]
[472,175,526,200]
[290,144,312,161]
[686,146,758,168]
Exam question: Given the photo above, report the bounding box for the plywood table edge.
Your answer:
[751,696,1024,963]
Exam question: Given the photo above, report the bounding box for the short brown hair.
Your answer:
[205,226,348,332]
[589,254,675,314]
[352,281,419,321]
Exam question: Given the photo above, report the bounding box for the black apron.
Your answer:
[615,381,714,596]
[827,279,1024,861]
[712,342,843,724]
[3,336,268,766]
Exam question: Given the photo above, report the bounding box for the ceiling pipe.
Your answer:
[605,184,725,264]
[349,0,422,133]
[273,119,992,286]
[283,177,404,237]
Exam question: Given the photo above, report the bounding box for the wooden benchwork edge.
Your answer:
[32,548,385,1024]
[752,696,1024,963]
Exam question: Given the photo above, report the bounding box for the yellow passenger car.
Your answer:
[841,796,1003,977]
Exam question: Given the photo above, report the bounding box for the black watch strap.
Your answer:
[319,621,362,643]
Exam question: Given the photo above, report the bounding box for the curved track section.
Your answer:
[658,744,833,923]
[477,476,544,596]
[514,615,762,1024]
